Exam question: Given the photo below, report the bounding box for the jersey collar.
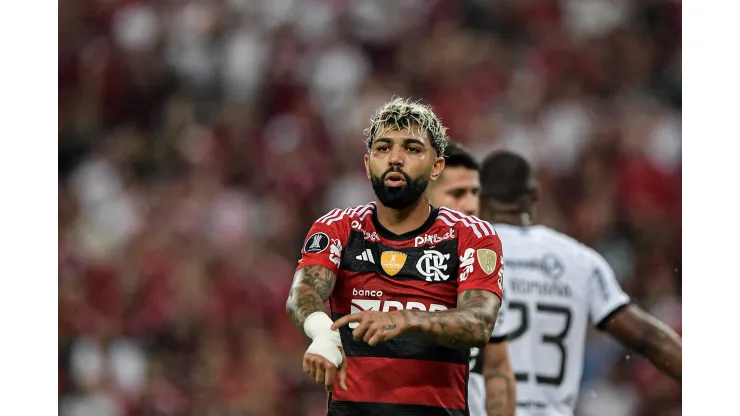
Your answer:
[372,205,440,241]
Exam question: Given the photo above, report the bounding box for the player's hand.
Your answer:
[331,310,406,346]
[303,346,348,392]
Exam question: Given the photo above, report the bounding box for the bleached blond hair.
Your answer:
[363,97,448,156]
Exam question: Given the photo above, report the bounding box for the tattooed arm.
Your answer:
[483,341,516,416]
[287,264,349,392]
[401,290,501,348]
[285,265,337,329]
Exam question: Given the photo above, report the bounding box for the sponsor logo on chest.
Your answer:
[351,220,380,242]
[414,228,455,247]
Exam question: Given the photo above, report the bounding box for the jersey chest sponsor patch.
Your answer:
[340,230,459,282]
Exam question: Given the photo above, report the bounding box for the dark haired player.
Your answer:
[478,150,682,416]
[286,98,505,416]
[428,141,516,416]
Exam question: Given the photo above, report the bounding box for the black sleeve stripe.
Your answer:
[596,301,631,330]
[488,334,508,344]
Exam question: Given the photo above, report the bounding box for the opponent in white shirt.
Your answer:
[428,141,516,416]
[476,150,682,416]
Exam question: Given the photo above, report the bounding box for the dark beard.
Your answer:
[370,168,429,210]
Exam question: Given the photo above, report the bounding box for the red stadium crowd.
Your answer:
[59,0,681,415]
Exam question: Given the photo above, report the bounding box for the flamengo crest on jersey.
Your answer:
[416,249,451,281]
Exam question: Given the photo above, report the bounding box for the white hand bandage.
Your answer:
[303,312,344,368]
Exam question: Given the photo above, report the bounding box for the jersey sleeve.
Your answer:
[585,249,631,327]
[296,209,349,276]
[457,227,504,301]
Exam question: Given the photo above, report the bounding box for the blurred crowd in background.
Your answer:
[58,0,682,415]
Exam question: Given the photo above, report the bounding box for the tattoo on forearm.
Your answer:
[485,371,515,416]
[401,289,498,348]
[285,265,336,329]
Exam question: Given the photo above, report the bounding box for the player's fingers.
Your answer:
[362,326,376,344]
[308,359,319,379]
[351,320,371,341]
[368,330,386,346]
[324,363,337,392]
[331,312,363,330]
[338,354,349,391]
[315,360,326,384]
[302,356,310,374]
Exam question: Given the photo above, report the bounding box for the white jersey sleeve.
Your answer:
[585,248,631,327]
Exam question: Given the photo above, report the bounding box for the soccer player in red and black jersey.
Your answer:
[286,97,505,416]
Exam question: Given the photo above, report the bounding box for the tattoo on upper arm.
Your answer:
[296,265,336,301]
[458,288,498,308]
[286,265,337,328]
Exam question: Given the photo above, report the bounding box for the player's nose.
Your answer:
[388,146,404,166]
[463,194,479,216]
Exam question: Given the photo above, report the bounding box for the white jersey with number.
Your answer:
[495,224,630,416]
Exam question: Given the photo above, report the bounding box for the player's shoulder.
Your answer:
[436,207,498,240]
[313,202,377,227]
[529,225,606,266]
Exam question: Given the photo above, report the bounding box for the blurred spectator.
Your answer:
[59,0,681,414]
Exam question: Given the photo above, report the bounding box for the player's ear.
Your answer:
[429,155,445,181]
[364,153,371,180]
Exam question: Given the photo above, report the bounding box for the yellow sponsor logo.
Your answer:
[476,249,497,275]
[380,251,407,276]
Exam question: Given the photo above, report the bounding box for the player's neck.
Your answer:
[375,197,432,235]
[486,211,532,227]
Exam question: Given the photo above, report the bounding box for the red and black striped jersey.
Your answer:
[296,202,505,416]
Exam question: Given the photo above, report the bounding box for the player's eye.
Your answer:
[406,146,422,153]
[376,145,390,152]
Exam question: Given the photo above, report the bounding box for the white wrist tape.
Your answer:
[303,312,343,368]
